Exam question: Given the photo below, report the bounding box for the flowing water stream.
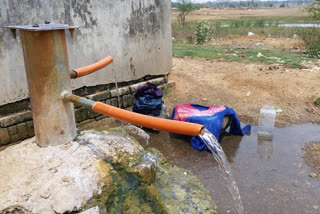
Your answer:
[200,129,244,214]
[113,67,124,126]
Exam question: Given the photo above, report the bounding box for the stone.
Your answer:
[106,99,111,105]
[110,87,130,98]
[111,98,118,107]
[75,107,88,123]
[149,77,164,86]
[134,161,156,184]
[17,123,28,140]
[0,128,10,145]
[163,76,168,83]
[8,125,19,142]
[129,81,147,93]
[88,110,96,119]
[0,110,32,128]
[94,110,100,117]
[254,42,264,46]
[52,189,83,214]
[26,121,35,137]
[127,94,134,106]
[87,90,110,101]
[125,125,150,147]
[119,87,130,96]
[0,130,217,214]
[81,109,88,121]
[75,108,83,123]
[122,95,129,108]
[154,157,218,214]
[309,173,317,178]
[158,85,165,91]
[80,206,100,214]
[119,97,123,108]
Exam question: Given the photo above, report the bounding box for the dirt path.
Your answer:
[164,57,320,127]
[172,7,308,22]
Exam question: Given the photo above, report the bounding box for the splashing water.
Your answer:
[200,129,244,214]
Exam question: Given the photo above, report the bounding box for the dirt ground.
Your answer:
[172,7,308,22]
[304,142,320,179]
[164,57,320,127]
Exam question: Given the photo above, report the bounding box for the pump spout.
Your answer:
[63,93,204,136]
[70,56,113,79]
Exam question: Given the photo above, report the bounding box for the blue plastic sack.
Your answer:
[171,104,251,151]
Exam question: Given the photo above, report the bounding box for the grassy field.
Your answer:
[172,42,314,68]
[172,7,319,40]
[173,18,317,41]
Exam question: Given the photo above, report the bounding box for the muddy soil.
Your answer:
[304,142,320,179]
[164,57,320,127]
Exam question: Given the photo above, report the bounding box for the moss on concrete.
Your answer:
[83,129,218,214]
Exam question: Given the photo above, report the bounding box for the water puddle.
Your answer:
[148,123,320,214]
[278,23,320,28]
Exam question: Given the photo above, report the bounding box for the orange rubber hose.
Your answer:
[72,56,113,78]
[93,102,204,136]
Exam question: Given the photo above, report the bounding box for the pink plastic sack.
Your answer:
[173,104,226,122]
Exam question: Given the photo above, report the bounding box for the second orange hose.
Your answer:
[72,56,113,78]
[93,102,204,136]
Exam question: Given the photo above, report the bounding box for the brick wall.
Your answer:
[0,76,168,146]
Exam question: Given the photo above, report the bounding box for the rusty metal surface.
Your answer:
[63,93,95,109]
[5,24,78,31]
[20,29,76,147]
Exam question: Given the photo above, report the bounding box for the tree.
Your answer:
[305,1,320,20]
[176,0,193,28]
[303,0,320,58]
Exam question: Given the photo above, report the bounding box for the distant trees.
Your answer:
[264,2,274,8]
[176,0,193,28]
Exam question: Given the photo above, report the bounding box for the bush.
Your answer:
[194,21,214,44]
[302,29,320,58]
[305,2,320,21]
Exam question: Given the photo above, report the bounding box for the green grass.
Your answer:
[172,16,318,41]
[172,42,313,68]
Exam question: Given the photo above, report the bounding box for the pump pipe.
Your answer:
[67,57,204,136]
[70,56,113,79]
[62,93,204,136]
